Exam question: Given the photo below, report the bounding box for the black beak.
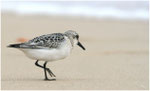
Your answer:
[77,41,86,50]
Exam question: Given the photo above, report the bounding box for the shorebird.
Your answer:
[8,30,85,81]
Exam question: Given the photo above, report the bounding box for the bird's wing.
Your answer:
[22,33,65,49]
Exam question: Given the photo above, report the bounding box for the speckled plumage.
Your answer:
[26,33,65,49]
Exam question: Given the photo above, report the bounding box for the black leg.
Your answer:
[43,62,48,80]
[35,60,56,81]
[43,62,56,81]
[46,68,56,77]
[35,60,44,68]
[35,60,55,77]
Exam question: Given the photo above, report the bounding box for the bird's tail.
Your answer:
[7,43,43,49]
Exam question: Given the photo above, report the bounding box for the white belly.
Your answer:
[20,38,72,62]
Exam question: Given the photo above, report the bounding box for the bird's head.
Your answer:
[64,30,85,50]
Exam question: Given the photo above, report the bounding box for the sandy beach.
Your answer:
[1,13,149,90]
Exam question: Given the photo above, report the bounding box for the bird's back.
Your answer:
[27,33,65,49]
[8,33,66,49]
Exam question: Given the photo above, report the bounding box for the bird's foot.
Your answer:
[46,68,56,77]
[44,78,56,81]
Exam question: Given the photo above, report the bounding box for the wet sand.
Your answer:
[1,13,149,90]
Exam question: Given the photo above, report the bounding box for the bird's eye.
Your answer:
[76,35,79,39]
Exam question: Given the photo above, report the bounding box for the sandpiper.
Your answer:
[8,30,85,81]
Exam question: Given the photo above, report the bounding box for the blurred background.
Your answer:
[1,1,149,90]
[2,1,149,20]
